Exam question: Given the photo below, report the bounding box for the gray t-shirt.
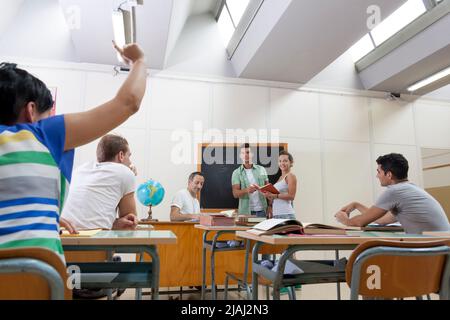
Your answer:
[375,182,450,234]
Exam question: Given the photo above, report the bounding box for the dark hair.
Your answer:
[279,150,294,163]
[188,171,204,182]
[240,143,255,154]
[0,62,53,125]
[96,134,129,162]
[376,153,408,180]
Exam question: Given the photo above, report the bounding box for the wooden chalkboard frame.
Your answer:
[197,143,288,212]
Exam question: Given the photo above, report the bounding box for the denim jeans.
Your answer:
[251,210,267,218]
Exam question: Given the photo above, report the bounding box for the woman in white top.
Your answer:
[262,151,297,220]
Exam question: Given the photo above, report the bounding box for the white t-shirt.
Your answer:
[245,168,264,211]
[62,161,136,229]
[171,189,200,214]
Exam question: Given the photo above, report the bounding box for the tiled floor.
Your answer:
[90,284,440,300]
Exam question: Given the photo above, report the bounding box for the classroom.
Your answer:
[1,0,450,302]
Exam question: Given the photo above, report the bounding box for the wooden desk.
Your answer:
[236,231,450,300]
[138,221,256,290]
[62,230,176,300]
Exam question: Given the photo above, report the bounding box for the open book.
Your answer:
[302,223,360,235]
[247,219,303,236]
[247,219,359,236]
[256,183,280,194]
[235,215,266,226]
[220,210,236,217]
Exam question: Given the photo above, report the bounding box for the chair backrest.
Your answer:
[346,240,450,299]
[0,247,72,300]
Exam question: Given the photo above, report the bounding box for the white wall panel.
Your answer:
[371,98,415,145]
[415,101,450,148]
[149,78,211,131]
[212,84,268,131]
[323,141,373,224]
[270,89,320,139]
[321,94,370,142]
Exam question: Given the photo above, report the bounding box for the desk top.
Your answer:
[139,220,197,225]
[235,231,450,245]
[61,230,177,246]
[194,224,251,231]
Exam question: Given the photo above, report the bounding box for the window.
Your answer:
[349,0,429,63]
[217,0,250,47]
[349,34,375,62]
[227,0,250,26]
[371,0,426,45]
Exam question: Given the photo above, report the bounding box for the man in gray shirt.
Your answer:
[335,153,450,234]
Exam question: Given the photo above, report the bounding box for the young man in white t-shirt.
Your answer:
[170,172,204,221]
[62,134,138,230]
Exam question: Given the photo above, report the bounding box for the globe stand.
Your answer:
[141,205,158,222]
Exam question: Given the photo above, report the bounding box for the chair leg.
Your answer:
[224,276,229,300]
[265,285,270,300]
[287,286,297,300]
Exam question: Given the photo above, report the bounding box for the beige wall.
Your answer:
[426,186,450,221]
[16,60,450,222]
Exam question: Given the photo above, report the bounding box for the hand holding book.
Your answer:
[256,183,280,194]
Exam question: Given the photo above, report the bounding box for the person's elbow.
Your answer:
[116,93,142,116]
[347,218,367,228]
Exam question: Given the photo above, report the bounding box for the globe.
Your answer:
[136,180,165,207]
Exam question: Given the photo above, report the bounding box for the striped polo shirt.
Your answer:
[0,115,74,261]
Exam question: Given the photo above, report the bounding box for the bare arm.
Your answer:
[64,43,147,151]
[374,212,398,225]
[117,192,137,218]
[232,184,259,199]
[278,174,297,201]
[335,206,388,227]
[112,192,137,230]
[340,201,369,214]
[170,206,199,221]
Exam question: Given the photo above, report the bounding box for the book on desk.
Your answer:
[247,219,360,236]
[199,213,235,226]
[362,222,404,232]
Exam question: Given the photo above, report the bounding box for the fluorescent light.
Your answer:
[217,7,235,46]
[371,0,426,46]
[226,0,250,26]
[407,66,450,92]
[112,10,126,62]
[349,34,375,62]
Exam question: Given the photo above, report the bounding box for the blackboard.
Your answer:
[199,144,287,210]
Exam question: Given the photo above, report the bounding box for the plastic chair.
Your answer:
[0,247,71,300]
[346,240,450,300]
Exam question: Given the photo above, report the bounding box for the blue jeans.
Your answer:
[251,210,267,218]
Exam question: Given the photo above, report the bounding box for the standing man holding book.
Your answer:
[231,143,270,217]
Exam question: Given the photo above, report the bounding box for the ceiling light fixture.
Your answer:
[407,65,450,92]
[112,0,143,63]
